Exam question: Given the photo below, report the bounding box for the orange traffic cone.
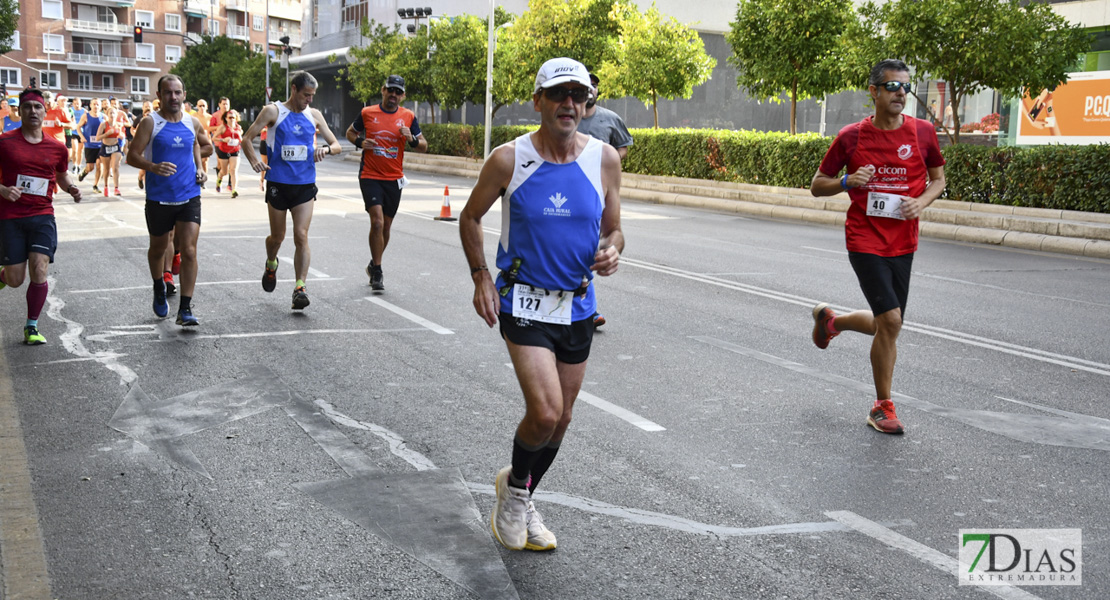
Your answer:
[434,185,457,221]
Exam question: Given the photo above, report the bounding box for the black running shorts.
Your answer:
[499,314,595,364]
[0,215,58,264]
[848,251,914,319]
[145,196,202,237]
[84,147,100,164]
[265,181,317,211]
[359,178,402,218]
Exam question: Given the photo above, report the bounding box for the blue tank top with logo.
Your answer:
[81,114,103,149]
[3,116,20,133]
[144,113,200,204]
[266,104,316,185]
[495,133,604,321]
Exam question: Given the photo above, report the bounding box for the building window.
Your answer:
[136,10,154,28]
[253,43,263,53]
[41,0,63,20]
[208,19,220,37]
[165,14,182,32]
[6,31,18,51]
[39,70,61,89]
[165,45,182,63]
[101,74,113,90]
[43,34,64,54]
[253,15,264,31]
[136,43,154,62]
[131,77,149,95]
[77,72,91,89]
[0,68,20,87]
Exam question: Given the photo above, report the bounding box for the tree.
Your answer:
[0,0,18,56]
[602,3,715,128]
[727,0,862,134]
[865,0,1090,143]
[429,15,492,111]
[496,0,625,106]
[171,35,278,111]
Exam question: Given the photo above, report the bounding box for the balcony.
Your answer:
[65,19,131,36]
[268,31,301,47]
[185,32,203,46]
[228,24,249,40]
[68,83,127,95]
[226,0,248,11]
[183,0,211,18]
[267,1,302,22]
[66,53,137,68]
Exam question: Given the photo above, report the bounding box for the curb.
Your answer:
[372,153,1110,260]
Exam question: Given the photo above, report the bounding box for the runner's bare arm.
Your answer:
[241,104,278,171]
[593,144,623,277]
[55,169,81,203]
[460,143,516,328]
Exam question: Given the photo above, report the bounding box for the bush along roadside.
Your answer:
[420,124,1109,214]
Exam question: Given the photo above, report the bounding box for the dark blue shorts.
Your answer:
[848,251,914,318]
[499,314,594,364]
[0,215,58,265]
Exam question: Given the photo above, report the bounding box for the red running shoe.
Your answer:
[812,302,839,349]
[171,253,181,275]
[868,400,905,434]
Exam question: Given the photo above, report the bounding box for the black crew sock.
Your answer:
[510,435,545,489]
[180,295,192,311]
[527,440,561,495]
[153,279,166,295]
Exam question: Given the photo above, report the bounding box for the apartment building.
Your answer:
[1,0,303,106]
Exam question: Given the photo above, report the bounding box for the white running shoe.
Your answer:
[490,466,529,550]
[524,500,557,551]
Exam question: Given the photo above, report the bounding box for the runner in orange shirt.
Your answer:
[42,93,72,145]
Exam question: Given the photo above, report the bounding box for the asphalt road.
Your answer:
[1,157,1107,600]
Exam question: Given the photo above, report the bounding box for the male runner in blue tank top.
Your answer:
[460,57,624,552]
[241,71,342,310]
[127,74,213,327]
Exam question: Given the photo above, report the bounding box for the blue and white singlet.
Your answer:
[144,113,200,204]
[265,104,316,185]
[495,133,604,321]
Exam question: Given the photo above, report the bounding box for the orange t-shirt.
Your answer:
[42,108,70,143]
[353,104,416,180]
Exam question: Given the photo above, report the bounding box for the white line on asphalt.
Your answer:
[801,246,847,255]
[277,256,330,279]
[69,277,342,294]
[825,511,1043,600]
[366,298,454,334]
[314,399,439,471]
[622,256,1110,378]
[45,278,137,386]
[171,328,426,341]
[22,354,129,367]
[913,272,1110,309]
[577,390,666,432]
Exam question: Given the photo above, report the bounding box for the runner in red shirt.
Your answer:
[41,93,72,144]
[344,75,428,291]
[0,88,82,345]
[213,109,244,197]
[808,59,946,435]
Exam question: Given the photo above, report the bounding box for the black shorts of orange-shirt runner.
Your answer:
[848,251,913,319]
[359,178,402,218]
[499,314,595,364]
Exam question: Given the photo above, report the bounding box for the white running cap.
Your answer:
[534,57,591,95]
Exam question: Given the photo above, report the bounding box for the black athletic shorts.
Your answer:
[216,148,229,160]
[259,141,268,157]
[145,196,202,237]
[848,251,914,319]
[359,178,402,218]
[0,215,58,264]
[65,132,75,148]
[499,314,595,364]
[84,147,101,164]
[266,181,316,211]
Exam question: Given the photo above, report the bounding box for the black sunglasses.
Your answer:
[543,86,589,104]
[385,87,405,95]
[879,81,913,93]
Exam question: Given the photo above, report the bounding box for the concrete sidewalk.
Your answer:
[344,152,1110,260]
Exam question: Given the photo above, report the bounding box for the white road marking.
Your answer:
[623,256,1110,378]
[366,298,453,335]
[178,328,425,341]
[69,277,342,294]
[802,245,847,255]
[314,399,438,471]
[577,390,666,432]
[44,278,137,385]
[277,256,330,279]
[826,511,1043,600]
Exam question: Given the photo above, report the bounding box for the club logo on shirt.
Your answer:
[544,192,571,217]
[293,124,303,134]
[172,136,185,148]
[395,119,405,128]
[897,144,913,160]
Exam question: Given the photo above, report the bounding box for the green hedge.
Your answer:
[421,123,1109,214]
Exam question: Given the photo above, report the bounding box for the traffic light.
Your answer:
[133,26,143,44]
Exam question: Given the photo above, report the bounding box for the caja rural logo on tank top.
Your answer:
[546,192,571,216]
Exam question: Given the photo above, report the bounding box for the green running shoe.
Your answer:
[23,326,46,345]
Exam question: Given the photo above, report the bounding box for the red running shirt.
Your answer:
[42,108,70,143]
[819,115,945,256]
[0,129,68,219]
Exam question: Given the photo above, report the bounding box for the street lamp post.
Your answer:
[484,0,496,159]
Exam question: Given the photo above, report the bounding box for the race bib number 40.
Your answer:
[281,145,308,161]
[866,191,905,220]
[511,284,572,325]
[16,174,51,196]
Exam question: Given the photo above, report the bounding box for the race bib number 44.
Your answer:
[281,145,308,161]
[511,284,572,325]
[16,174,51,196]
[866,191,905,220]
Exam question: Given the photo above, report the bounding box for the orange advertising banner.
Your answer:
[1017,70,1110,145]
